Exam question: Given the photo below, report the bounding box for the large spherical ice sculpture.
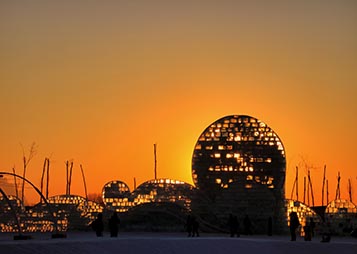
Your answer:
[191,115,287,233]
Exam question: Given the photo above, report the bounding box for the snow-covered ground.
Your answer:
[0,232,356,254]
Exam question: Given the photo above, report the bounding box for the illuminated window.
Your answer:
[234,136,241,141]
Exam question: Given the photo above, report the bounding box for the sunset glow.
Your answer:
[0,1,356,206]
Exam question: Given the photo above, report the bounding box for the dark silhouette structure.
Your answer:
[191,115,286,234]
[325,199,357,235]
[102,179,194,213]
[289,212,300,241]
[191,216,199,237]
[243,215,252,235]
[108,212,120,237]
[48,194,103,231]
[186,215,193,237]
[0,172,66,238]
[309,217,315,238]
[286,199,322,237]
[268,216,273,236]
[303,223,311,241]
[228,214,240,237]
[0,115,295,235]
[320,221,332,242]
[92,213,104,237]
[2,115,357,237]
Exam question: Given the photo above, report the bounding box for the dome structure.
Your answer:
[47,195,93,230]
[192,115,285,197]
[102,180,132,212]
[48,194,87,205]
[325,199,357,215]
[102,180,131,199]
[102,179,194,212]
[132,178,194,211]
[286,199,322,236]
[0,195,25,232]
[191,115,287,233]
[325,199,357,235]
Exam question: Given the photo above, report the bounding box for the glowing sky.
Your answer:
[1,1,356,205]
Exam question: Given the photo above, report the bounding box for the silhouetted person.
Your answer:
[92,213,104,237]
[108,212,120,237]
[191,216,199,237]
[321,221,331,243]
[343,219,353,234]
[228,214,240,237]
[309,218,315,238]
[186,215,193,237]
[243,215,252,235]
[303,223,311,241]
[289,212,300,241]
[267,216,273,236]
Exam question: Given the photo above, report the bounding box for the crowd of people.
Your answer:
[185,215,200,237]
[90,211,351,243]
[91,212,120,237]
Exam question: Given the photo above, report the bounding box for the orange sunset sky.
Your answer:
[0,1,356,205]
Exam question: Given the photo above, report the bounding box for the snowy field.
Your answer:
[0,232,356,254]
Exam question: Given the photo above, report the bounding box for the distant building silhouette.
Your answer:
[102,179,194,213]
[3,114,356,235]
